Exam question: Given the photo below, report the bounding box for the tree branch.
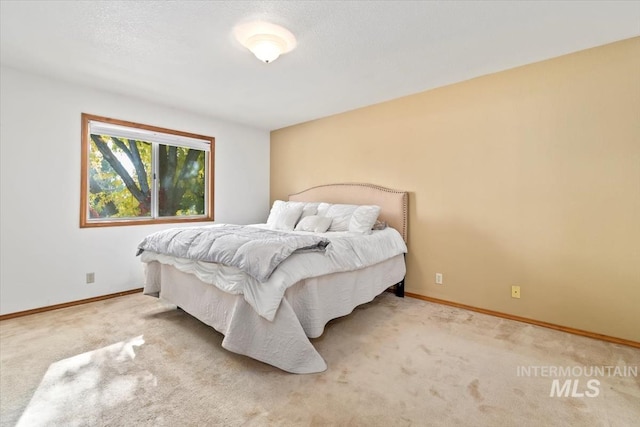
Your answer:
[111,137,150,196]
[91,135,146,203]
[168,146,178,186]
[111,137,134,161]
[161,146,176,211]
[158,145,171,216]
[127,140,150,195]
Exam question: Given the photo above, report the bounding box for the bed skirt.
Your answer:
[144,254,405,373]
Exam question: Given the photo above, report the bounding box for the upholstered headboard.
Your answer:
[288,183,408,242]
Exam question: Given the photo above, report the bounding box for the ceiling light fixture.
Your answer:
[234,21,296,64]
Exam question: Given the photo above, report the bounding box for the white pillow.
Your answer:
[316,202,332,217]
[372,220,387,230]
[266,200,304,231]
[266,200,285,226]
[300,202,320,219]
[294,215,332,233]
[349,205,381,233]
[326,204,359,231]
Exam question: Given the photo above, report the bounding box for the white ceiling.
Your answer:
[1,1,638,130]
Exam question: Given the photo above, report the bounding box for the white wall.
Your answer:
[0,65,270,315]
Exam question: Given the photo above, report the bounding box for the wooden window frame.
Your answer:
[80,113,215,228]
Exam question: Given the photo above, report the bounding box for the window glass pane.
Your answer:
[89,135,152,218]
[158,144,206,217]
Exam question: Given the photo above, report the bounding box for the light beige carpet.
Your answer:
[0,292,638,426]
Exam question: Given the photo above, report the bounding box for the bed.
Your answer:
[140,183,408,373]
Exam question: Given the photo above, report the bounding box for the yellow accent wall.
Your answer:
[270,37,640,342]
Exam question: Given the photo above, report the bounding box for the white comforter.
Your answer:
[140,225,407,321]
[137,225,329,281]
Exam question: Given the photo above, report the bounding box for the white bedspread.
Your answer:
[147,255,406,373]
[140,225,407,321]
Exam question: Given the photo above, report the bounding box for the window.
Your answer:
[80,113,214,227]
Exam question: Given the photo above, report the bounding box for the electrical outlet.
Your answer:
[435,273,443,285]
[86,273,95,284]
[511,285,521,299]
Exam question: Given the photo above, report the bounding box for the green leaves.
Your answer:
[89,135,151,218]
